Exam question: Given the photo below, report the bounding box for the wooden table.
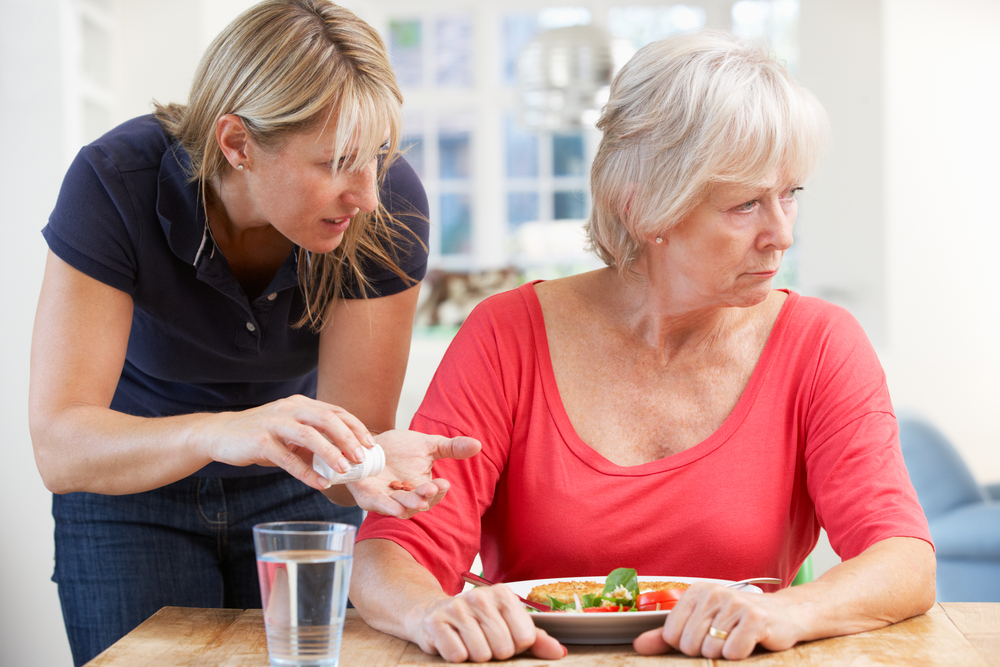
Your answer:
[85,604,999,666]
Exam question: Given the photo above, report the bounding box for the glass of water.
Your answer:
[253,522,356,667]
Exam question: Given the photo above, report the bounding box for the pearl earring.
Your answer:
[237,164,244,171]
[655,237,663,244]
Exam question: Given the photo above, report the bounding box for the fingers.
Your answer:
[528,628,567,660]
[633,627,673,655]
[291,399,371,464]
[419,586,561,663]
[659,584,775,660]
[431,436,482,461]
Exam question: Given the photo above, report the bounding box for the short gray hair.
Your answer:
[586,30,829,276]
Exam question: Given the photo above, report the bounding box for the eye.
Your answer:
[733,200,758,213]
[781,186,804,200]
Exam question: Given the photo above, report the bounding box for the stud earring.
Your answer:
[655,237,663,244]
[237,164,244,171]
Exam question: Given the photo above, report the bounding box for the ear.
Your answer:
[216,114,250,169]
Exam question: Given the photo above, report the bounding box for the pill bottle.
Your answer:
[313,443,386,484]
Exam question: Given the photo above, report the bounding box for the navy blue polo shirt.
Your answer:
[43,115,429,477]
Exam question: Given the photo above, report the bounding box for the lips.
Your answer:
[323,217,351,233]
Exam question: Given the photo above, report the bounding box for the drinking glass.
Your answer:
[253,522,356,667]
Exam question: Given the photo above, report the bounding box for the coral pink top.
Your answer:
[359,284,932,593]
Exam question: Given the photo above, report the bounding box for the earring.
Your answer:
[236,164,244,171]
[655,237,663,244]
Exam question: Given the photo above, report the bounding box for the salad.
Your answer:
[539,568,686,613]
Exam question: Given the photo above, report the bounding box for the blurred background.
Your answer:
[2,0,998,663]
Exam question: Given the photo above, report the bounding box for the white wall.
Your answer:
[880,0,1000,484]
[0,2,256,665]
[797,0,1000,485]
[2,1,998,665]
[1,1,72,664]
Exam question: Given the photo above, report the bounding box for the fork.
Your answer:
[724,577,782,589]
[460,571,551,611]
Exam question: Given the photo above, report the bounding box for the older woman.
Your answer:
[350,30,935,662]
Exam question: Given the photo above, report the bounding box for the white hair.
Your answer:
[586,29,829,276]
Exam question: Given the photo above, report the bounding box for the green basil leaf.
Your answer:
[602,567,640,600]
[546,595,573,611]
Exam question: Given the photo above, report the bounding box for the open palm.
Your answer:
[347,430,481,518]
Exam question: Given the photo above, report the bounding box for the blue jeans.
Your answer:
[52,473,362,667]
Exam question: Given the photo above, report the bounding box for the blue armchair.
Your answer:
[897,413,1000,602]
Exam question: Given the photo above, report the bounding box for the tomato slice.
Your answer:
[583,606,625,612]
[635,589,684,612]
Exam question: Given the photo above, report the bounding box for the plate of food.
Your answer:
[502,568,764,645]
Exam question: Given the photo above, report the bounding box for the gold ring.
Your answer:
[708,626,730,641]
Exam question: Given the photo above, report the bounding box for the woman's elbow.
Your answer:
[913,546,937,614]
[896,539,937,619]
[29,411,76,494]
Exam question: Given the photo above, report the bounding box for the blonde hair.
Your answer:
[155,0,419,330]
[586,30,829,277]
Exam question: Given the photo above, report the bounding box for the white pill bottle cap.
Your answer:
[312,443,386,483]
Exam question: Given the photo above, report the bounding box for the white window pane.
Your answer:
[389,19,422,87]
[608,5,707,49]
[400,136,424,179]
[440,193,472,254]
[552,133,585,177]
[731,0,800,73]
[506,116,539,178]
[508,191,540,228]
[439,131,471,180]
[399,112,424,178]
[538,7,592,29]
[435,16,473,87]
[554,190,587,219]
[502,14,539,85]
[732,0,771,39]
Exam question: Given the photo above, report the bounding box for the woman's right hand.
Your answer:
[406,584,566,662]
[202,394,374,490]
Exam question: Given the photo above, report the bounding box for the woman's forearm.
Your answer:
[773,536,936,642]
[30,396,371,497]
[351,538,451,641]
[30,405,217,495]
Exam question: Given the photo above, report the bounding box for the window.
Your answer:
[381,1,799,282]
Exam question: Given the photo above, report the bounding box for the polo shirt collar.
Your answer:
[153,140,301,297]
[156,141,211,266]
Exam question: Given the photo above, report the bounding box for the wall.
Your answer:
[1,1,72,664]
[798,0,1000,485]
[880,0,1000,483]
[0,2,254,665]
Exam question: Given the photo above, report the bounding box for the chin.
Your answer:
[303,235,345,255]
[731,284,773,308]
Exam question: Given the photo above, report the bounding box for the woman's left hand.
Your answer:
[345,430,481,519]
[633,582,805,660]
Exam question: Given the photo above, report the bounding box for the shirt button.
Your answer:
[246,322,256,332]
[267,293,277,301]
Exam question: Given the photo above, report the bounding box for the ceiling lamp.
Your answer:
[517,25,633,131]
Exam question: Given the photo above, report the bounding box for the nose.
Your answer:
[341,160,379,214]
[759,196,795,251]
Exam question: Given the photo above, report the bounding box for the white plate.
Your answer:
[503,575,763,645]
